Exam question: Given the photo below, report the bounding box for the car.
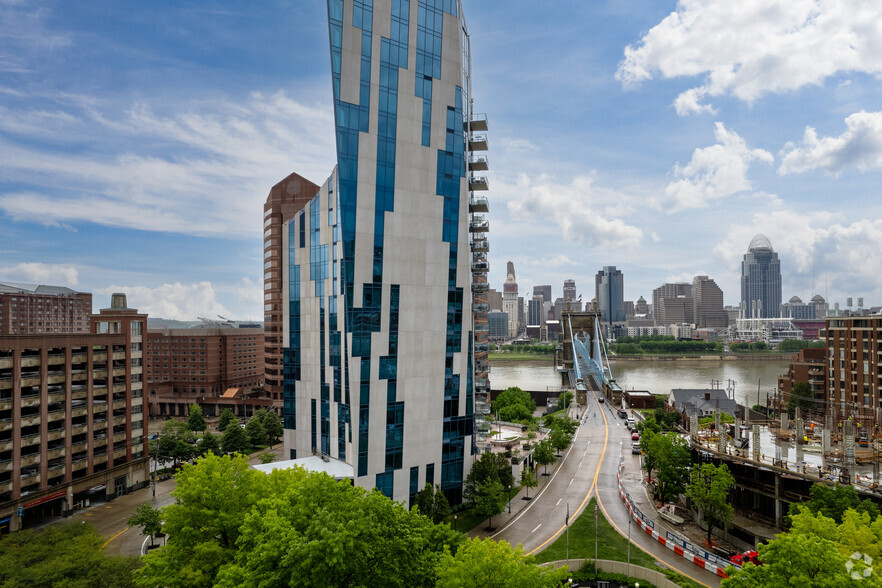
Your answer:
[617,409,628,419]
[631,432,640,441]
[631,442,642,454]
[598,396,605,403]
[626,418,636,430]
[148,434,159,441]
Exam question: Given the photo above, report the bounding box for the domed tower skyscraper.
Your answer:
[740,234,782,319]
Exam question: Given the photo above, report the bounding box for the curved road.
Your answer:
[483,390,722,588]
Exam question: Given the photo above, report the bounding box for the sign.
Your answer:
[16,507,23,518]
[23,490,66,509]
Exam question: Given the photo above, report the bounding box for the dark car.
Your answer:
[618,409,628,419]
[598,396,604,403]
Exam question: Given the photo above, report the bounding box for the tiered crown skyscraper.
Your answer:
[267,0,486,505]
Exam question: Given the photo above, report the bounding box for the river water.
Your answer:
[490,358,791,409]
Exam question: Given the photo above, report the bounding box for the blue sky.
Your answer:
[2,0,882,319]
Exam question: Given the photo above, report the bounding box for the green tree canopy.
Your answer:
[532,440,556,475]
[187,403,206,433]
[255,409,283,447]
[414,483,452,524]
[464,452,515,504]
[244,415,267,448]
[549,427,573,456]
[652,433,692,503]
[492,387,536,424]
[220,422,249,454]
[217,408,236,432]
[196,432,220,457]
[790,482,881,524]
[213,466,462,588]
[128,503,163,546]
[520,465,538,499]
[135,454,268,588]
[0,522,141,588]
[687,463,735,546]
[435,538,569,588]
[474,480,507,531]
[155,420,196,467]
[787,381,816,415]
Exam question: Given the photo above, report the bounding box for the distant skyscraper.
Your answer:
[563,279,578,307]
[693,275,728,328]
[528,295,544,326]
[652,282,692,326]
[533,285,552,305]
[503,261,519,338]
[595,266,625,325]
[741,234,782,319]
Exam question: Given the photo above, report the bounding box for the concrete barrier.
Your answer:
[543,558,681,588]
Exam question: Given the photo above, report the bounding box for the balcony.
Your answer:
[468,175,489,191]
[71,406,88,418]
[469,133,488,151]
[469,196,489,213]
[474,343,490,353]
[71,352,87,363]
[48,390,66,403]
[475,361,490,373]
[112,367,126,378]
[93,436,107,447]
[21,374,41,387]
[71,423,88,435]
[20,471,40,484]
[0,378,10,391]
[474,377,489,390]
[113,432,127,444]
[21,356,41,368]
[471,281,489,293]
[71,441,88,453]
[471,260,489,272]
[47,353,65,366]
[0,357,11,370]
[472,303,489,313]
[47,372,66,385]
[21,433,41,448]
[47,447,65,460]
[21,414,41,427]
[0,439,10,452]
[113,383,127,394]
[20,395,41,408]
[20,453,40,467]
[475,400,490,415]
[468,155,489,172]
[466,113,488,132]
[469,215,489,233]
[113,415,126,426]
[47,429,65,442]
[93,454,107,466]
[112,351,126,361]
[113,448,127,460]
[47,463,65,475]
[72,459,88,472]
[476,420,492,433]
[93,351,107,361]
[470,237,489,252]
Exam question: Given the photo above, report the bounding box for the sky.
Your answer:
[2,0,882,320]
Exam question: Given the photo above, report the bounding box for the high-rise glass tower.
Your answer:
[274,0,485,505]
[740,234,782,319]
[595,266,625,324]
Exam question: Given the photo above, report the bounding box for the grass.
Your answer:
[533,498,703,588]
[445,485,521,533]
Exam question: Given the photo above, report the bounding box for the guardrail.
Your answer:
[616,459,737,578]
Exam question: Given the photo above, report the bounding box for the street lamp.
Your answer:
[453,515,457,532]
[507,484,511,514]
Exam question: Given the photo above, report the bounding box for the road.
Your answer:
[474,391,722,588]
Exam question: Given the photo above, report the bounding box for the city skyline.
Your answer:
[3,2,882,318]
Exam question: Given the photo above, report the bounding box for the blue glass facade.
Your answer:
[280,0,476,505]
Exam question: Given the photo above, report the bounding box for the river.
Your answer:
[490,358,791,409]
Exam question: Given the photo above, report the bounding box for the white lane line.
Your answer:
[532,524,542,533]
[556,498,562,506]
[568,478,574,486]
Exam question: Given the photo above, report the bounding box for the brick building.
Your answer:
[0,283,92,335]
[0,293,149,534]
[145,326,265,417]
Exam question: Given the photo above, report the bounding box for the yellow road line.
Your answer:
[102,526,129,549]
[527,394,610,555]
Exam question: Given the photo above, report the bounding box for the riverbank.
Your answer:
[488,353,553,362]
[610,353,794,362]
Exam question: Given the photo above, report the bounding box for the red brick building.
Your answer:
[0,283,92,335]
[145,326,266,417]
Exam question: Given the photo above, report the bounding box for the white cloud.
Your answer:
[713,210,882,300]
[779,111,882,175]
[504,173,643,248]
[662,122,773,212]
[0,262,79,286]
[0,90,335,237]
[95,282,232,321]
[617,0,882,114]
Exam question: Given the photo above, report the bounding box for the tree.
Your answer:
[257,409,283,448]
[549,427,573,456]
[558,391,573,412]
[414,483,452,524]
[196,432,220,457]
[790,482,881,524]
[244,415,267,448]
[722,509,874,587]
[533,440,556,476]
[187,403,207,433]
[135,454,267,588]
[213,466,462,588]
[492,387,536,424]
[128,503,163,547]
[787,381,815,415]
[520,465,538,499]
[0,522,141,587]
[639,429,658,481]
[221,422,249,454]
[156,420,196,467]
[464,452,514,504]
[435,537,570,588]
[687,463,735,546]
[259,452,276,464]
[653,433,692,503]
[474,480,507,531]
[218,408,236,432]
